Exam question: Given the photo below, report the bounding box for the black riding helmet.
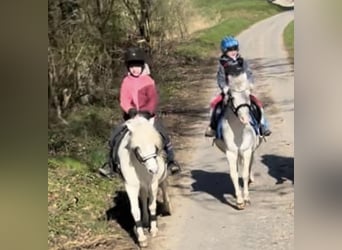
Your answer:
[124,47,146,69]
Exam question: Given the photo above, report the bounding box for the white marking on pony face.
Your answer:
[238,111,251,125]
[235,104,250,124]
[134,146,159,174]
[231,90,251,125]
[228,73,253,97]
[145,158,159,174]
[228,73,248,88]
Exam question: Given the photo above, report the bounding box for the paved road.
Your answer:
[150,11,294,250]
[271,0,294,8]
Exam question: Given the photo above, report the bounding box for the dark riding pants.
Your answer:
[153,117,175,162]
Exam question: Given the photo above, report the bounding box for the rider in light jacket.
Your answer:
[204,35,272,137]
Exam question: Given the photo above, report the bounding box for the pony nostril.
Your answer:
[148,168,156,175]
[147,164,158,174]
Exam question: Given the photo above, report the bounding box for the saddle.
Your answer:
[108,125,129,178]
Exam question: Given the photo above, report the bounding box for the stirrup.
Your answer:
[168,161,181,175]
[261,136,267,142]
[260,131,271,142]
[204,127,216,137]
[98,162,115,179]
[263,130,272,136]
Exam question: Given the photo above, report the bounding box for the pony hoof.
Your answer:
[237,202,245,210]
[150,228,158,237]
[139,240,148,248]
[164,201,173,215]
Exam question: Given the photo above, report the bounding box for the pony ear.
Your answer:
[125,120,134,132]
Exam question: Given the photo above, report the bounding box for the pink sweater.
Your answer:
[119,74,158,115]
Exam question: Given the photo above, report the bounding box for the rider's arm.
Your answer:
[217,63,228,91]
[243,59,254,84]
[137,76,158,117]
[119,78,134,113]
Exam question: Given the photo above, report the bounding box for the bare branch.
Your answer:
[62,88,72,109]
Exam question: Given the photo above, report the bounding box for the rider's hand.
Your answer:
[223,85,229,95]
[128,108,138,118]
[222,86,230,105]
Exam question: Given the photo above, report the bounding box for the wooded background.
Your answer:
[48,0,190,125]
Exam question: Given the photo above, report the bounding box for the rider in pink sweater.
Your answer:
[120,73,158,119]
[99,47,181,178]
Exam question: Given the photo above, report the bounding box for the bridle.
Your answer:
[133,147,158,164]
[226,90,251,117]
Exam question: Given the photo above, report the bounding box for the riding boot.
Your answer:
[204,109,215,137]
[99,123,126,178]
[165,143,181,175]
[204,126,216,137]
[205,102,222,137]
[259,109,272,137]
[153,117,182,175]
[250,94,272,137]
[99,161,115,179]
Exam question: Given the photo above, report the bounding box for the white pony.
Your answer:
[214,72,261,210]
[118,115,172,247]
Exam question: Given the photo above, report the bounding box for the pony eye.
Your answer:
[134,147,143,161]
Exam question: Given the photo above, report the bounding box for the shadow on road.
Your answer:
[190,169,242,209]
[104,191,137,244]
[104,190,168,245]
[261,154,294,184]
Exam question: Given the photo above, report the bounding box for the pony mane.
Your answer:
[127,117,163,150]
[228,72,251,92]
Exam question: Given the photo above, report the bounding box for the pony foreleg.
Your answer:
[160,179,172,215]
[149,181,159,237]
[226,151,243,207]
[248,151,255,185]
[125,184,147,247]
[241,149,253,205]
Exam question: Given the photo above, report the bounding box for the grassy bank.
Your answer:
[177,0,283,59]
[284,20,294,64]
[48,158,124,249]
[48,106,128,248]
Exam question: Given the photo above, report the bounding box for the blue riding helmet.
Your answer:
[220,36,239,53]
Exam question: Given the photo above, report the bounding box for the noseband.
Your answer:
[134,147,158,164]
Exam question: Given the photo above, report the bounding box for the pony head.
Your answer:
[126,116,163,174]
[228,72,252,125]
